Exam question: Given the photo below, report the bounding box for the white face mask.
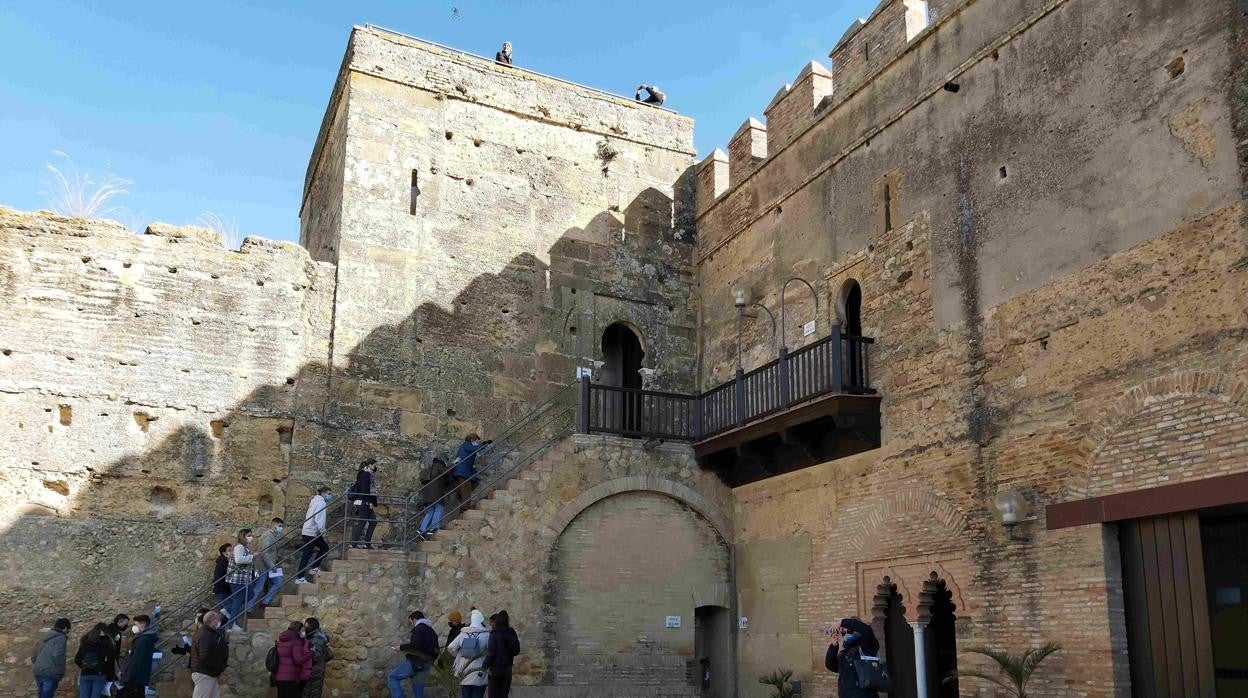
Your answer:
[275,525,284,533]
[131,625,141,634]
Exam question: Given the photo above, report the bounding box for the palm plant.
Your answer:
[959,642,1061,698]
[758,668,797,698]
[425,649,465,694]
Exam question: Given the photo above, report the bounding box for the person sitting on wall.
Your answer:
[495,41,513,65]
[349,459,380,549]
[451,435,491,506]
[635,85,666,106]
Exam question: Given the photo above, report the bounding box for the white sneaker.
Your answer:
[308,567,320,575]
[294,577,308,584]
[227,624,243,632]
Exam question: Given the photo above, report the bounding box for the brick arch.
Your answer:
[844,489,967,555]
[1084,370,1248,460]
[542,475,732,544]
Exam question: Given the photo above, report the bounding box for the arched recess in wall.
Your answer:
[837,279,863,337]
[1080,370,1248,499]
[600,321,646,389]
[546,485,731,688]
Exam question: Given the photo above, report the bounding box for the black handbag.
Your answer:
[853,654,893,692]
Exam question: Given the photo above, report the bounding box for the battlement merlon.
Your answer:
[301,25,696,212]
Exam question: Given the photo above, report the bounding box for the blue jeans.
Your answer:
[250,574,268,609]
[227,581,250,622]
[419,502,444,533]
[261,573,284,605]
[213,591,230,617]
[35,676,60,698]
[387,659,427,698]
[79,673,108,698]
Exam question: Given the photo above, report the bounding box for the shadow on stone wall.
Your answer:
[0,182,695,695]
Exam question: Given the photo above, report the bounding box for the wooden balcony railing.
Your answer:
[578,327,875,442]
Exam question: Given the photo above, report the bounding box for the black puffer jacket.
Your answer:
[825,618,880,698]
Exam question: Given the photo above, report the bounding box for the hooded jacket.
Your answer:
[31,628,68,679]
[825,618,880,698]
[483,611,520,672]
[399,619,439,666]
[122,626,159,687]
[308,628,333,676]
[302,494,330,537]
[274,629,313,682]
[451,440,484,479]
[190,624,230,677]
[447,610,490,686]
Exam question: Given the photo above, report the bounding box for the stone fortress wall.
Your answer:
[694,0,1248,695]
[2,1,1248,696]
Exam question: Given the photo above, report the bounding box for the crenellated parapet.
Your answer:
[763,61,833,156]
[696,149,729,216]
[727,118,767,187]
[696,0,970,213]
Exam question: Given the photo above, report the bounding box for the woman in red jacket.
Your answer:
[274,621,313,697]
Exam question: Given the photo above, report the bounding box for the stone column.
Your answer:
[911,620,929,698]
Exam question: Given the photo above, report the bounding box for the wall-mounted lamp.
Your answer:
[732,284,750,309]
[993,489,1035,542]
[730,283,775,372]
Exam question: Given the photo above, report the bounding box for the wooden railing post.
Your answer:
[830,325,844,394]
[577,375,591,433]
[735,368,747,426]
[778,345,791,409]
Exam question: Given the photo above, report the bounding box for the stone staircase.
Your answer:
[151,546,414,698]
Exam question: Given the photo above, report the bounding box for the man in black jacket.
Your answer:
[349,458,379,548]
[189,611,229,698]
[388,611,439,698]
[484,610,521,697]
[105,613,129,689]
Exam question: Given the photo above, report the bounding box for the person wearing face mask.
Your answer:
[451,434,491,506]
[447,609,490,697]
[104,613,129,691]
[296,487,332,584]
[274,621,313,698]
[388,610,439,698]
[170,608,209,669]
[825,617,882,698]
[189,611,229,698]
[117,615,156,697]
[303,617,333,698]
[255,517,286,610]
[349,459,380,549]
[224,529,256,629]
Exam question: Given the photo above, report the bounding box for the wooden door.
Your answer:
[1120,512,1216,697]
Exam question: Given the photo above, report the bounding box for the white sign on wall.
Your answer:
[803,320,817,336]
[575,366,593,380]
[665,615,682,628]
[738,616,749,629]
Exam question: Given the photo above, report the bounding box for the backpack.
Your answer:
[265,644,280,673]
[81,651,103,674]
[459,631,486,659]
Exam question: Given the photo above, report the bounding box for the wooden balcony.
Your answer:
[577,328,881,485]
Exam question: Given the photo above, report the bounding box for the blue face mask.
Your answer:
[843,631,861,647]
[323,493,332,501]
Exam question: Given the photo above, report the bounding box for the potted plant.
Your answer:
[959,642,1061,698]
[759,668,798,698]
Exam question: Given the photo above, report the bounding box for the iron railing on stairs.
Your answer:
[148,382,576,683]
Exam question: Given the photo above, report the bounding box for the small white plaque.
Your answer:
[802,320,816,336]
[665,615,682,628]
[575,366,593,379]
[738,616,749,629]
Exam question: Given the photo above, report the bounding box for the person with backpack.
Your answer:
[825,617,885,698]
[31,617,70,698]
[189,611,229,698]
[273,621,313,698]
[117,614,157,697]
[349,459,380,548]
[388,610,439,698]
[303,617,333,698]
[483,610,520,698]
[74,622,115,697]
[447,609,490,697]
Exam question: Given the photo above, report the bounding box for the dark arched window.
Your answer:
[601,323,644,389]
[840,280,863,336]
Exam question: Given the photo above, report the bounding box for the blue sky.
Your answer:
[0,0,874,242]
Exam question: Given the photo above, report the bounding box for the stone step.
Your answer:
[418,539,443,552]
